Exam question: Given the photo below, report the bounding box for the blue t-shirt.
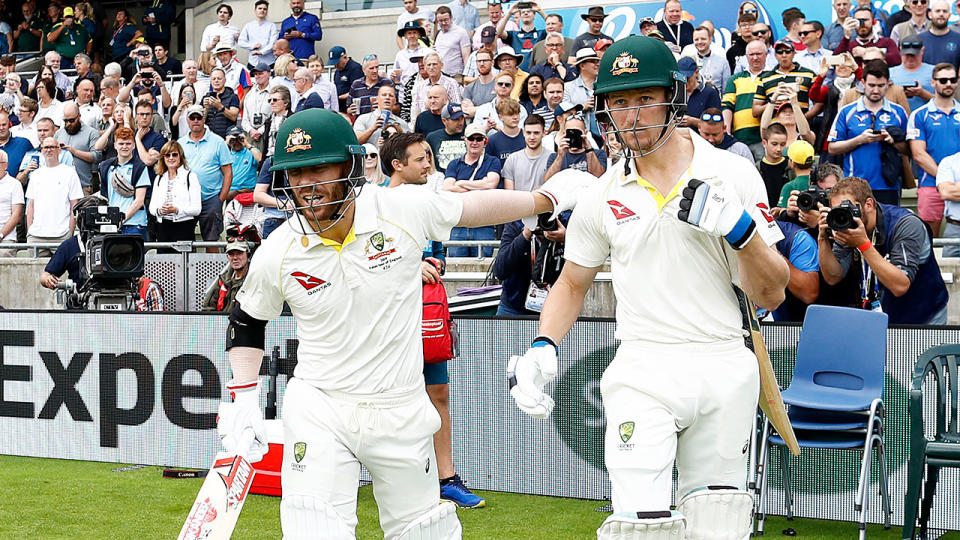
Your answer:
[105,161,152,227]
[445,154,503,185]
[256,156,290,220]
[486,131,525,162]
[178,129,234,200]
[889,63,934,113]
[785,228,819,272]
[917,30,960,67]
[45,236,83,285]
[0,136,33,176]
[507,28,547,71]
[907,101,960,187]
[335,59,364,98]
[828,98,908,191]
[229,147,258,191]
[544,148,608,174]
[686,84,722,119]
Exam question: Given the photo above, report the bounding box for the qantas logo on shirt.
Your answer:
[291,271,329,292]
[756,202,774,223]
[607,200,636,220]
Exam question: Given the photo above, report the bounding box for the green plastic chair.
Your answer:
[903,344,960,540]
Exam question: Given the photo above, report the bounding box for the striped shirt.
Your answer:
[753,63,816,111]
[722,70,763,145]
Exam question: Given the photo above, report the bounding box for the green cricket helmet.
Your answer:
[594,36,688,157]
[269,108,367,234]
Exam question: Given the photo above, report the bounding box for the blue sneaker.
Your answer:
[440,475,486,508]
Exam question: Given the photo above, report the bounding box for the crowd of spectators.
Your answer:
[0,0,957,323]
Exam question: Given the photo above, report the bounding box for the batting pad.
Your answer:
[677,486,753,540]
[596,510,685,540]
[395,501,462,540]
[281,494,355,540]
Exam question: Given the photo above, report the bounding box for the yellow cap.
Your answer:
[63,7,74,17]
[787,140,815,166]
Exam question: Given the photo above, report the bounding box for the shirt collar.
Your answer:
[855,96,896,114]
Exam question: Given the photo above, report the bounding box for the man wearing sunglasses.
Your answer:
[890,37,935,112]
[834,6,901,66]
[796,21,829,73]
[55,102,101,196]
[917,0,960,66]
[697,107,754,162]
[571,6,613,63]
[891,0,930,44]
[752,40,816,121]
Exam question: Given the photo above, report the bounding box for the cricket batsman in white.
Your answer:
[507,36,790,539]
[215,108,578,539]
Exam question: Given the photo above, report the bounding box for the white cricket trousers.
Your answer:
[601,338,759,513]
[281,377,443,539]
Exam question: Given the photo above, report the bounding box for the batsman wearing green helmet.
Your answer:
[215,108,582,540]
[506,36,790,539]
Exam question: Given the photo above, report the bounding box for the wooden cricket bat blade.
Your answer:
[753,327,801,456]
[177,451,256,540]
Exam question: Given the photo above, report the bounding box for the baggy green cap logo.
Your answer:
[619,421,635,443]
[294,441,307,463]
[371,232,385,251]
[611,52,639,76]
[285,128,313,153]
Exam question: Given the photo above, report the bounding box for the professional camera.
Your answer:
[826,199,862,231]
[535,212,559,233]
[59,203,145,310]
[796,185,829,212]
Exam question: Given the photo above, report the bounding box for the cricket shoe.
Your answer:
[440,475,486,508]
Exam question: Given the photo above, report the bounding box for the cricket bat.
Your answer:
[177,432,257,540]
[733,287,801,457]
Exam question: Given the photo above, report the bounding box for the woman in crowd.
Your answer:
[362,142,388,186]
[265,85,291,158]
[197,52,215,81]
[150,141,201,253]
[518,73,549,119]
[422,141,444,193]
[809,52,857,161]
[760,95,815,145]
[29,65,65,101]
[75,3,96,38]
[170,83,197,140]
[35,79,64,127]
[110,9,143,62]
[271,54,298,106]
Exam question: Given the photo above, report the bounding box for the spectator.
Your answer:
[501,113,550,191]
[936,146,960,256]
[497,2,547,71]
[824,0,853,50]
[447,0,479,35]
[474,72,528,132]
[293,67,324,112]
[891,0,930,44]
[473,0,518,52]
[133,100,166,166]
[72,79,101,129]
[142,0,176,49]
[564,48,600,140]
[434,6,471,79]
[781,8,807,52]
[224,126,260,199]
[56,103,101,196]
[828,60,909,205]
[761,95,817,145]
[47,6,90,68]
[305,56,339,111]
[213,44,251,98]
[493,213,568,315]
[657,0,695,53]
[819,176,948,324]
[356,85,409,145]
[252,154,288,238]
[280,0,322,61]
[494,47,527,100]
[757,122,790,207]
[486,98,524,161]
[202,68,240,139]
[170,82,198,141]
[348,54,393,116]
[400,52,431,123]
[518,73,551,119]
[72,54,102,94]
[529,14,574,66]
[726,12,758,73]
[411,53,462,120]
[39,52,73,99]
[890,37,934,112]
[442,122,502,257]
[239,63,273,155]
[98,127,149,238]
[543,113,605,180]
[464,35,499,85]
[201,236,251,311]
[394,22,430,85]
[0,149,21,256]
[530,33,578,83]
[698,107,754,162]
[271,53,299,108]
[35,79,64,128]
[178,103,233,252]
[201,4,240,54]
[426,103,466,172]
[753,39,816,119]
[679,57,721,128]
[40,3,63,53]
[239,0,279,68]
[461,49,496,116]
[777,140,819,210]
[688,26,730,92]
[265,86,291,158]
[14,2,43,53]
[25,136,83,255]
[834,6,901,66]
[18,117,73,186]
[396,0,435,48]
[0,110,32,177]
[414,85,448,135]
[361,142,387,186]
[917,0,960,67]
[907,62,960,235]
[537,77,565,130]
[796,21,829,74]
[735,22,778,75]
[0,56,25,96]
[571,7,613,61]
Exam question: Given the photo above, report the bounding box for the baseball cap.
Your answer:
[677,56,699,78]
[594,38,614,52]
[639,16,656,27]
[225,237,249,253]
[442,103,464,120]
[250,61,271,74]
[328,46,346,65]
[464,122,487,138]
[572,48,600,65]
[225,125,243,137]
[63,6,74,17]
[553,101,583,118]
[787,140,815,166]
[480,26,497,44]
[185,104,204,117]
[900,36,923,55]
[410,48,436,61]
[774,39,795,52]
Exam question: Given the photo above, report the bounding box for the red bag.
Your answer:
[422,275,457,364]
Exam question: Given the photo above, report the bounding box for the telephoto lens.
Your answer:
[826,200,861,231]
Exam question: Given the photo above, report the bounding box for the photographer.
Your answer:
[354,85,409,145]
[818,176,948,324]
[224,126,261,201]
[118,64,171,111]
[200,236,250,312]
[494,211,568,316]
[202,68,240,139]
[778,162,843,228]
[542,113,606,180]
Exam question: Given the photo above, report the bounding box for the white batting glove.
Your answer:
[507,336,559,419]
[535,168,595,221]
[217,379,268,463]
[675,179,757,250]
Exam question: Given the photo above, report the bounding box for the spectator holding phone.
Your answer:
[833,6,901,66]
[542,113,605,180]
[890,37,935,112]
[355,85,410,145]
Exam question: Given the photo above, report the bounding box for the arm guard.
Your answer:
[225,304,267,351]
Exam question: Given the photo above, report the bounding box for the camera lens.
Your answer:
[827,207,855,231]
[796,192,816,212]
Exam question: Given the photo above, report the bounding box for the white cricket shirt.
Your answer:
[564,132,783,344]
[236,184,463,394]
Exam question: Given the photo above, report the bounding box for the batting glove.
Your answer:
[676,179,757,250]
[535,169,595,221]
[507,336,559,419]
[217,379,269,463]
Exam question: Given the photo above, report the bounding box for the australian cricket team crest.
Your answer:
[365,230,403,270]
[285,128,312,153]
[370,231,386,252]
[294,442,307,463]
[619,421,635,443]
[611,52,639,76]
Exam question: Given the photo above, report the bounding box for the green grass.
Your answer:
[0,455,957,539]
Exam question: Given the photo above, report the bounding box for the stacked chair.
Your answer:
[755,305,892,539]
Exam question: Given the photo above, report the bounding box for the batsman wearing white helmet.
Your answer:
[507,36,790,540]
[216,108,578,540]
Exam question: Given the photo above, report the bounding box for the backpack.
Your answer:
[422,264,457,364]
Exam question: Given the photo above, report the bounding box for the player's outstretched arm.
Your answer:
[456,189,553,228]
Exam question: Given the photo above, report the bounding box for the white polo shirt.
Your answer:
[236,184,463,394]
[564,132,783,344]
[25,164,83,238]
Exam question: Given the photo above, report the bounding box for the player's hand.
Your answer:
[507,337,559,419]
[217,379,268,462]
[535,168,594,220]
[830,216,869,248]
[675,179,756,250]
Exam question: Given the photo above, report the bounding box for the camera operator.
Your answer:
[779,162,843,228]
[493,211,568,316]
[542,113,606,180]
[118,64,171,112]
[818,176,948,324]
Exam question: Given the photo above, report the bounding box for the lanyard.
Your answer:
[859,228,880,310]
[663,22,680,44]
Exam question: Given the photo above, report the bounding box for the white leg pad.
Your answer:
[677,487,753,540]
[281,494,355,540]
[596,511,685,540]
[395,501,462,540]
